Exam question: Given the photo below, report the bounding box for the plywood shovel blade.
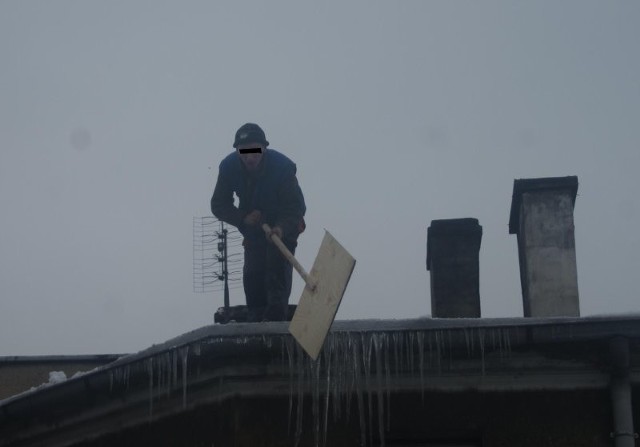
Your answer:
[288,231,356,360]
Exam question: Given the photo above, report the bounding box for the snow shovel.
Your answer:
[262,223,356,360]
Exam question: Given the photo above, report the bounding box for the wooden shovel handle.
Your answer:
[262,223,316,290]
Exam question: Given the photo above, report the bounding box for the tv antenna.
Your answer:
[192,217,242,309]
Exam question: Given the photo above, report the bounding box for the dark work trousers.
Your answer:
[243,236,297,321]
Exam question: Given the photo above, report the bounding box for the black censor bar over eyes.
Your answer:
[238,148,262,154]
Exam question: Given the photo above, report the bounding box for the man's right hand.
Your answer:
[243,210,262,226]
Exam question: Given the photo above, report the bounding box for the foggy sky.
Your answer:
[1,1,639,355]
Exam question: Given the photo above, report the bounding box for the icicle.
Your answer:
[373,334,386,447]
[330,333,342,424]
[463,327,472,358]
[490,328,496,350]
[323,337,332,447]
[294,342,305,447]
[362,333,374,446]
[435,331,442,374]
[180,346,189,409]
[388,332,396,379]
[124,365,130,390]
[469,327,475,354]
[397,331,404,378]
[284,336,295,436]
[158,353,166,398]
[172,349,178,391]
[417,331,425,401]
[427,332,433,373]
[261,334,275,349]
[166,353,171,394]
[155,355,162,400]
[165,352,172,397]
[407,331,415,376]
[147,357,154,421]
[330,334,343,423]
[478,328,486,375]
[383,334,391,433]
[312,355,321,447]
[330,334,342,423]
[352,336,367,447]
[280,336,287,372]
[344,333,355,424]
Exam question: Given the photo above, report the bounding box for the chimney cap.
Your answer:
[508,176,578,234]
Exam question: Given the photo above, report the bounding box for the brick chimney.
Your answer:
[509,176,580,317]
[427,218,482,318]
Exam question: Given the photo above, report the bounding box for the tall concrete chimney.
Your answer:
[427,218,482,318]
[509,176,580,317]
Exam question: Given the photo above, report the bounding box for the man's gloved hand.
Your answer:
[266,225,283,243]
[243,210,262,227]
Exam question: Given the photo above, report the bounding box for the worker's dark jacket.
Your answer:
[211,149,306,241]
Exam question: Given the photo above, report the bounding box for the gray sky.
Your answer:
[1,1,639,355]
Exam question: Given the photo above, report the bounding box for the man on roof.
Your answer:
[211,123,306,322]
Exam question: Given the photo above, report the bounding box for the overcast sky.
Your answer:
[1,1,639,355]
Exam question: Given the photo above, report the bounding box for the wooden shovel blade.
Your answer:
[288,230,356,360]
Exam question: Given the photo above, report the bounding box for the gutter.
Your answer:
[610,337,638,447]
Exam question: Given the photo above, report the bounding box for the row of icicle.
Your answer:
[109,327,516,447]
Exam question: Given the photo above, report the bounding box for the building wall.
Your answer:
[78,388,619,447]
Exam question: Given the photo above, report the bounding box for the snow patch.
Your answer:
[48,371,67,384]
